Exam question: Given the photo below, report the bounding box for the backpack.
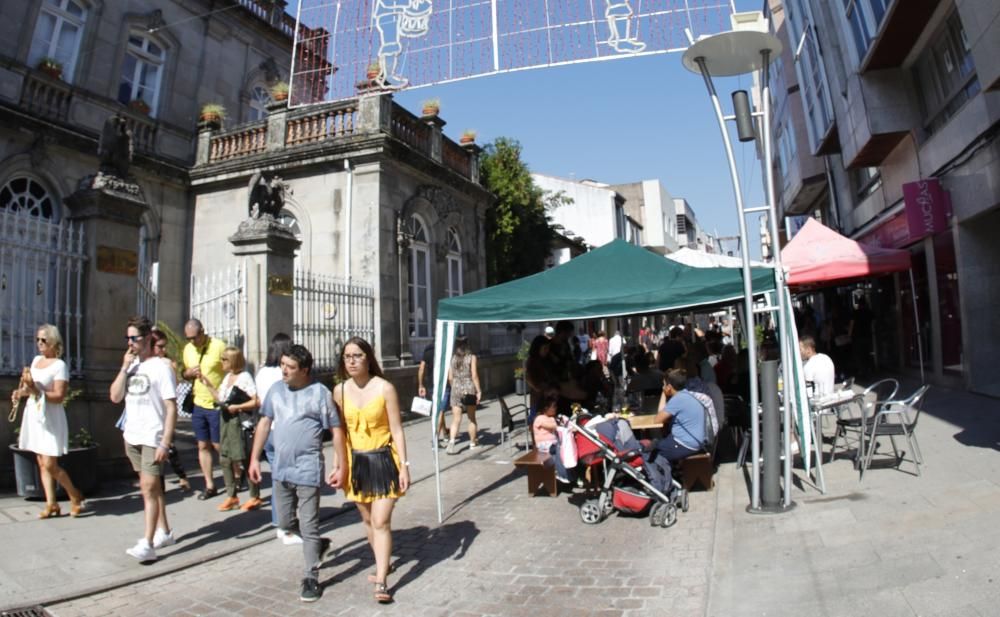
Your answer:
[682,390,718,450]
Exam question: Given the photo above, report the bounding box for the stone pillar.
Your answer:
[424,116,446,164]
[358,93,392,135]
[195,124,213,165]
[266,101,289,152]
[229,217,301,370]
[462,142,483,184]
[64,172,148,475]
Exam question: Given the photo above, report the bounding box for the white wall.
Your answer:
[641,179,680,253]
[533,174,619,248]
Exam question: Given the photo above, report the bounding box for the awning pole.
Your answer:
[908,269,925,383]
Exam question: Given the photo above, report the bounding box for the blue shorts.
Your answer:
[192,405,220,443]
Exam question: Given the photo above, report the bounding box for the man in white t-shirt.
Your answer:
[110,315,178,563]
[799,335,835,398]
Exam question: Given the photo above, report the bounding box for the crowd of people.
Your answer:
[9,318,409,605]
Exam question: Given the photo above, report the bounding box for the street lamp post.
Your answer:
[682,13,795,513]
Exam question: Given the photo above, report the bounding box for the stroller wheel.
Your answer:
[649,503,665,527]
[674,488,689,513]
[580,499,604,525]
[599,492,615,517]
[661,503,678,528]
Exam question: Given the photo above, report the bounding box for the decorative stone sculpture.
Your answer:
[98,114,132,179]
[248,171,289,219]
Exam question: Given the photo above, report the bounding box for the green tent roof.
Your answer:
[438,239,775,323]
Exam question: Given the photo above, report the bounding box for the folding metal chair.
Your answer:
[832,378,898,463]
[860,384,929,480]
[499,395,529,452]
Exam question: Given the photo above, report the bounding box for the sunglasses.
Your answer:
[154,342,168,349]
[36,337,48,344]
[125,335,146,343]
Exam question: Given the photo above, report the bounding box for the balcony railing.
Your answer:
[209,120,268,162]
[194,96,480,184]
[19,72,72,123]
[389,106,432,157]
[286,104,358,146]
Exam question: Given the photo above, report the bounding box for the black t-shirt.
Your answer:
[657,339,685,372]
[421,345,435,393]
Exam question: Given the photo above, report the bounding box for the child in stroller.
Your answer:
[571,413,688,528]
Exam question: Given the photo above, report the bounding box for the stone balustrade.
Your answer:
[286,104,358,146]
[209,121,268,162]
[194,95,480,184]
[122,112,158,155]
[19,72,72,123]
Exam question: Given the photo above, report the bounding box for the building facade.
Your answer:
[765,0,1000,394]
[611,179,681,255]
[0,0,493,485]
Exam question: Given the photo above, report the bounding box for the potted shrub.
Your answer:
[366,61,381,81]
[514,339,530,395]
[199,102,226,125]
[270,81,289,102]
[421,97,440,117]
[459,129,477,145]
[129,98,151,115]
[37,56,63,80]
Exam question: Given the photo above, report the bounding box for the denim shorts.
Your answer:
[191,405,220,443]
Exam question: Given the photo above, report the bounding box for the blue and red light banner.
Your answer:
[291,0,734,105]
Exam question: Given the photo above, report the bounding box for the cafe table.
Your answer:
[809,389,863,493]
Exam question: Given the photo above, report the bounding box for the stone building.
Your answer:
[763,0,1000,394]
[0,0,493,486]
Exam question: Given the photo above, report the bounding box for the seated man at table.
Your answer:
[800,335,835,398]
[645,369,708,492]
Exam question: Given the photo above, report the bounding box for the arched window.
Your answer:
[29,0,88,84]
[445,228,462,298]
[248,84,272,121]
[406,215,432,340]
[0,176,57,219]
[118,32,165,116]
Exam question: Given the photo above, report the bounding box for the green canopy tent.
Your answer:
[427,240,776,522]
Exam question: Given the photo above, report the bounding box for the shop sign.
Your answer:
[903,178,951,242]
[859,211,910,249]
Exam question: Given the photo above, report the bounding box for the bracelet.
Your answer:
[403,460,411,467]
[157,444,169,450]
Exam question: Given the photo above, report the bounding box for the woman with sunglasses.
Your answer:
[200,346,262,511]
[334,337,409,604]
[12,324,85,518]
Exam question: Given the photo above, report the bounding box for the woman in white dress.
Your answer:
[12,324,85,518]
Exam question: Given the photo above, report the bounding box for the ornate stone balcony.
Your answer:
[193,95,481,185]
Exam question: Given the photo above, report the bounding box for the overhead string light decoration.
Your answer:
[291,0,733,106]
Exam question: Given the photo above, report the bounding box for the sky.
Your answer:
[299,1,770,256]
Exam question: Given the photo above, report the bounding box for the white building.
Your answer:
[612,180,681,255]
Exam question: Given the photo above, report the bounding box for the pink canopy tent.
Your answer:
[780,218,923,380]
[781,218,910,287]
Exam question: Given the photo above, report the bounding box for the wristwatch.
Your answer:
[403,460,411,467]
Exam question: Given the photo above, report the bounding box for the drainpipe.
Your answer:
[344,159,353,282]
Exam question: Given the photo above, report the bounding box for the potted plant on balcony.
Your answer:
[270,81,289,102]
[459,129,477,145]
[421,98,440,118]
[199,102,226,127]
[366,60,381,81]
[37,57,63,80]
[129,98,151,115]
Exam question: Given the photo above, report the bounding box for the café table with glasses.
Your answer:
[809,385,863,493]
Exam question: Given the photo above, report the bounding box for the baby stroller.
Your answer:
[571,414,687,528]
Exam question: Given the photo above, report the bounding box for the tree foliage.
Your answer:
[480,137,569,285]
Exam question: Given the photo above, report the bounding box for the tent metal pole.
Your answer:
[695,57,762,510]
[909,269,925,383]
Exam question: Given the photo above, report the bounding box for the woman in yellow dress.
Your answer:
[334,337,409,603]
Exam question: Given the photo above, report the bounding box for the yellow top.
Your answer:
[343,391,403,503]
[182,337,227,408]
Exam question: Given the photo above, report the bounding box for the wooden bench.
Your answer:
[678,452,714,491]
[513,450,556,496]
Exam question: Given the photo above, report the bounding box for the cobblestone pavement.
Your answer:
[46,400,718,617]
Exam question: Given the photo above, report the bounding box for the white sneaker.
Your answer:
[277,529,303,545]
[152,528,175,549]
[468,443,481,451]
[125,538,157,562]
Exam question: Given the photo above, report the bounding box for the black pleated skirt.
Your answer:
[350,447,400,499]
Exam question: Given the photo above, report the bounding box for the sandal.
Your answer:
[38,503,61,519]
[366,562,397,583]
[373,582,393,604]
[197,487,218,501]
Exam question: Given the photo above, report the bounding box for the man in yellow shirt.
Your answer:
[182,319,227,499]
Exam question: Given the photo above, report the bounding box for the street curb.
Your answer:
[13,505,356,612]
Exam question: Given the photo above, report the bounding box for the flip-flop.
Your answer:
[373,582,393,604]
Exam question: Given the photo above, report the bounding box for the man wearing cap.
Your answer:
[544,325,555,339]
